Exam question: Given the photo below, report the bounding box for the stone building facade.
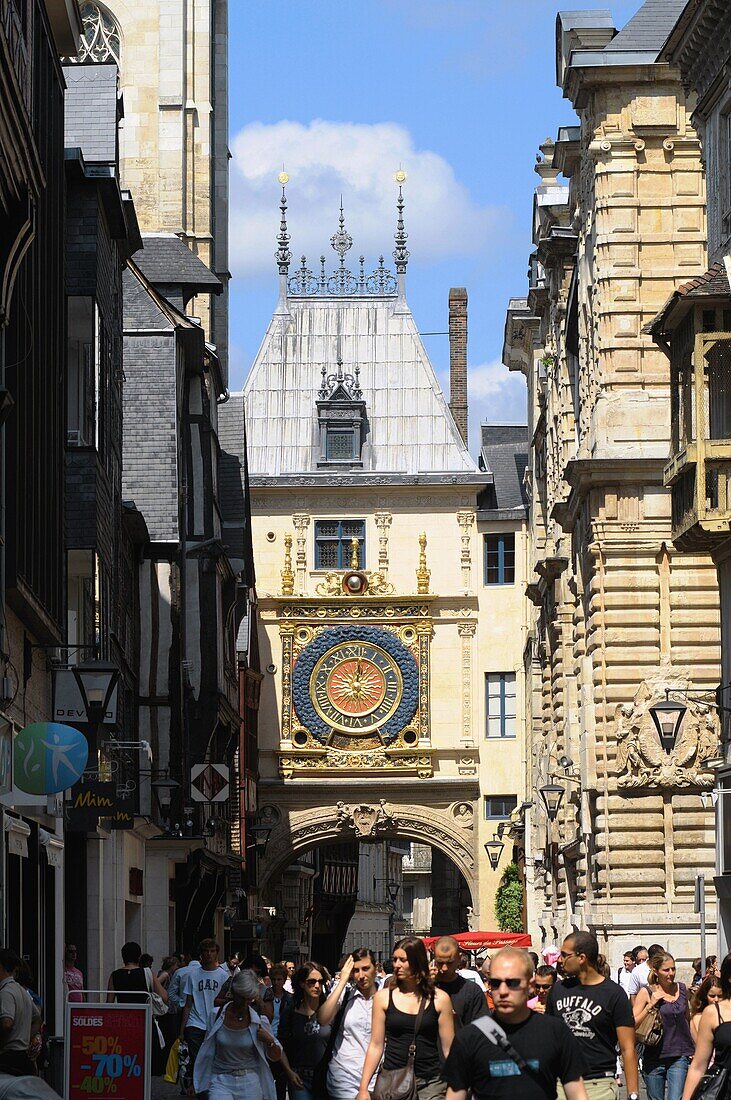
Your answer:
[649,0,731,952]
[71,0,229,377]
[504,1,722,966]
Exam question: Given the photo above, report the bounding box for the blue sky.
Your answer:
[228,0,641,456]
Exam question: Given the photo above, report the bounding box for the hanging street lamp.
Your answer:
[538,782,565,822]
[648,694,687,753]
[484,837,505,871]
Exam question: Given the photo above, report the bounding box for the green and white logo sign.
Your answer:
[14,722,89,795]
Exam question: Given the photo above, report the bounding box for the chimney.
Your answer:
[449,287,468,445]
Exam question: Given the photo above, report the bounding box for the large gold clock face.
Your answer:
[311,641,403,735]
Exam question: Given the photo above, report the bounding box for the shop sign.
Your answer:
[66,780,116,831]
[102,786,135,831]
[53,668,119,725]
[0,717,11,797]
[65,1000,150,1100]
[190,762,229,802]
[13,722,89,795]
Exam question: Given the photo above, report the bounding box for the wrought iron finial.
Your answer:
[281,532,294,595]
[331,198,353,260]
[393,172,410,275]
[276,173,292,276]
[286,193,398,297]
[416,532,430,594]
[350,537,361,570]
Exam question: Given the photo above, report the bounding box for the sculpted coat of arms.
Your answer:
[614,674,719,789]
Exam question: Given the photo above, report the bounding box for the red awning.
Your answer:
[421,931,532,951]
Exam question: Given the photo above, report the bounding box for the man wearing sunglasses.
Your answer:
[444,947,588,1099]
[546,932,639,1100]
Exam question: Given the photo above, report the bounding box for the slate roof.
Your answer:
[135,235,222,294]
[63,62,119,164]
[242,294,486,486]
[217,394,247,524]
[604,0,688,55]
[479,426,530,514]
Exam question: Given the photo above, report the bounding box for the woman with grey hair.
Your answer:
[193,969,281,1099]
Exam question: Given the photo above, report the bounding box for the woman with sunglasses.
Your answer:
[356,936,455,1100]
[193,968,281,1100]
[682,952,731,1100]
[277,962,331,1100]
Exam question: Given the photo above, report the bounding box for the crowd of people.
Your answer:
[3,935,731,1099]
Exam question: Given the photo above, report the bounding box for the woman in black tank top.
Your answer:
[356,936,455,1100]
[681,951,731,1100]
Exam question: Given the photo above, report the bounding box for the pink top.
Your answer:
[64,964,84,1002]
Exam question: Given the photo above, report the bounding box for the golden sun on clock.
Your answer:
[311,641,403,735]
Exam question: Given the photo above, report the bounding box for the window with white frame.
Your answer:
[484,795,518,819]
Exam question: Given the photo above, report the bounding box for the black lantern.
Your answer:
[72,660,119,725]
[248,822,273,854]
[538,782,565,821]
[649,695,687,753]
[387,883,401,908]
[484,838,505,871]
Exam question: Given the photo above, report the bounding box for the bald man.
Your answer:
[434,937,489,1028]
[445,948,587,1100]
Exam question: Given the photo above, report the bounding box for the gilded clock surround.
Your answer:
[278,557,434,777]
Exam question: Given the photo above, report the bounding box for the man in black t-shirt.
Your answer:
[546,931,638,1100]
[444,947,588,1100]
[434,936,489,1028]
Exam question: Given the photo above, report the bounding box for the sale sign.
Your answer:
[65,1001,151,1099]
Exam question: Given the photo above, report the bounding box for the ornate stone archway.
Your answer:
[256,788,481,923]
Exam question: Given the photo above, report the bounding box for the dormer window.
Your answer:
[316,360,366,468]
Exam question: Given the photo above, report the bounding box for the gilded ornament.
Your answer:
[416,533,430,594]
[281,532,294,595]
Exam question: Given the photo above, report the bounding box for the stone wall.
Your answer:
[510,45,722,965]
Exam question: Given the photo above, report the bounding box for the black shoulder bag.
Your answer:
[690,1004,730,1100]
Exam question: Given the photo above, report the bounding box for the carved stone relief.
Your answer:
[615,672,719,789]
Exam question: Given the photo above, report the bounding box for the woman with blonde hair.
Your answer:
[689,974,723,1043]
[633,951,694,1100]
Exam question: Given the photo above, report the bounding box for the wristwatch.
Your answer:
[629,1093,639,1099]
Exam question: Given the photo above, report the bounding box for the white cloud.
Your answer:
[468,359,520,400]
[437,358,527,457]
[229,119,503,277]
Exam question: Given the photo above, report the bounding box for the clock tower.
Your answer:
[226,180,517,956]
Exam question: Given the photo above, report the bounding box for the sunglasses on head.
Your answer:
[487,977,524,990]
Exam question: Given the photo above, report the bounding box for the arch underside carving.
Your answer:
[258,798,479,908]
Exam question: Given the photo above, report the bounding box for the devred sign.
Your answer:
[66,1001,150,1100]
